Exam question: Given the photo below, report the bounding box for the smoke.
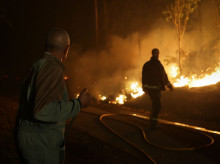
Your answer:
[65,34,145,98]
[65,0,220,98]
[182,0,220,75]
[65,25,177,98]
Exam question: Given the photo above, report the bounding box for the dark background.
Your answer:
[0,0,167,77]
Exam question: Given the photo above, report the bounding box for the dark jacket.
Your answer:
[15,53,80,163]
[142,57,170,90]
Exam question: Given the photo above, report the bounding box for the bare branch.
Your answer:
[163,0,200,73]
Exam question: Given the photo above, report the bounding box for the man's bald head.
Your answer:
[152,48,159,59]
[45,28,70,53]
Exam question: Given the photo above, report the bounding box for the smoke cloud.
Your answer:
[65,0,220,98]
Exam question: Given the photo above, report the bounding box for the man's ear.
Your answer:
[64,45,70,54]
[62,45,70,62]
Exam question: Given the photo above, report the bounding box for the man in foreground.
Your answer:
[142,48,173,128]
[15,28,91,164]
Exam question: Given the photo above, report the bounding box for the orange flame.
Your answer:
[130,82,144,98]
[115,94,127,104]
[99,95,107,101]
[171,65,220,88]
[99,64,220,105]
[64,76,68,80]
[110,82,144,104]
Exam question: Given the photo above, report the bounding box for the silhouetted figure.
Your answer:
[15,28,91,164]
[142,48,173,128]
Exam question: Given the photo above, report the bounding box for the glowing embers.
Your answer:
[170,65,220,88]
[108,100,117,104]
[98,82,144,105]
[98,94,127,105]
[113,82,144,104]
[115,94,127,104]
[130,82,145,98]
[64,75,69,80]
[99,95,107,101]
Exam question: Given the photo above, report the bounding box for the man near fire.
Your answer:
[142,48,173,128]
[15,28,91,164]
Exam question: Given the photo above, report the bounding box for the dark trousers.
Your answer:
[146,89,161,125]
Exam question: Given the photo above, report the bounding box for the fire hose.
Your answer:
[65,109,215,163]
[99,113,215,163]
[99,113,157,164]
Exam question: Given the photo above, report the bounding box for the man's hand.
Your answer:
[167,83,174,91]
[78,88,91,108]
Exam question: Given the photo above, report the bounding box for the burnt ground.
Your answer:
[0,79,220,163]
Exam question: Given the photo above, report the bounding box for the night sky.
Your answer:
[0,0,166,77]
[1,0,95,76]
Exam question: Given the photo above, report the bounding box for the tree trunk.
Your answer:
[216,0,220,26]
[178,37,182,75]
[94,0,99,53]
[103,0,109,36]
[138,32,141,57]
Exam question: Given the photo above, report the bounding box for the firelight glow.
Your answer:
[130,82,144,98]
[172,65,220,88]
[99,82,144,104]
[99,95,107,101]
[115,94,127,104]
[98,64,220,105]
[170,65,179,78]
[64,76,68,80]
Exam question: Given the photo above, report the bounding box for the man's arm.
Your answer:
[34,98,80,122]
[33,59,81,122]
[160,62,173,91]
[34,88,91,122]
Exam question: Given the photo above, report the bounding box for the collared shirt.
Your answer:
[43,52,65,71]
